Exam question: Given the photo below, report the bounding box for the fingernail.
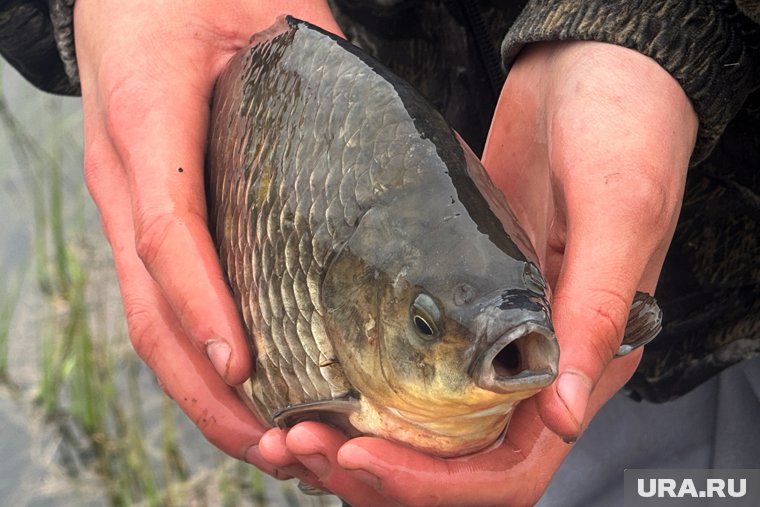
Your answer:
[347,469,382,490]
[207,340,231,378]
[556,371,591,433]
[296,453,328,476]
[562,435,578,445]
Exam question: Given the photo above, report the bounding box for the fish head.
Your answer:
[322,137,559,457]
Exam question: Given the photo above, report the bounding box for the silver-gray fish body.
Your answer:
[206,17,657,457]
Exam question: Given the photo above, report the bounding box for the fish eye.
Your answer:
[414,315,435,336]
[411,293,442,340]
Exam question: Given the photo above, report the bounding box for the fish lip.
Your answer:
[472,321,559,393]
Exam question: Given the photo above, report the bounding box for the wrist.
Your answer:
[503,0,759,163]
[517,41,698,171]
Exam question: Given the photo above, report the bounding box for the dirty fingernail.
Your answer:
[207,340,231,378]
[556,371,591,434]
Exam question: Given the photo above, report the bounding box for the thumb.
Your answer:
[85,47,253,384]
[539,280,642,441]
[537,171,677,440]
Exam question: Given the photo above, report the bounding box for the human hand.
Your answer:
[261,41,697,505]
[73,0,342,480]
[259,352,639,506]
[482,41,698,440]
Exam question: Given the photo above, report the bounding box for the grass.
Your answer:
[0,253,26,382]
[0,62,338,506]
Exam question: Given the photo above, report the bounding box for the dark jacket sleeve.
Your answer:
[0,0,78,95]
[501,0,760,164]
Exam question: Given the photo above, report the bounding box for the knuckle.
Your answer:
[584,288,631,360]
[123,296,160,361]
[82,140,115,204]
[82,145,123,244]
[133,210,175,272]
[133,210,215,334]
[586,317,622,364]
[174,295,196,333]
[194,410,217,432]
[556,287,630,363]
[614,171,675,234]
[103,79,151,145]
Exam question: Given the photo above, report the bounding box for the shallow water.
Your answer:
[0,63,338,507]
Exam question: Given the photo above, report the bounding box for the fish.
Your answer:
[206,16,661,458]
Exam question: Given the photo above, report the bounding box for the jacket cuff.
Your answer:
[49,0,79,93]
[0,0,79,95]
[0,0,78,95]
[502,1,760,164]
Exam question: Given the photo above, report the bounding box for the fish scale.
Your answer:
[211,19,416,412]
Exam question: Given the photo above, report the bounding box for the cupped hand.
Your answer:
[484,41,697,440]
[276,41,698,505]
[263,351,640,506]
[73,0,341,479]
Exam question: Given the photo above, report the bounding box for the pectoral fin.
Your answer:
[271,396,363,437]
[616,291,663,357]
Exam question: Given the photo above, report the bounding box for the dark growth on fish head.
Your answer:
[322,121,559,422]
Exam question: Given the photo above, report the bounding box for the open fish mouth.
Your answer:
[473,322,559,393]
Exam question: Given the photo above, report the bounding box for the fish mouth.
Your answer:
[473,322,559,393]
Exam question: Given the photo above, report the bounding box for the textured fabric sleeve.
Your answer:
[48,0,77,92]
[0,0,79,95]
[502,0,760,164]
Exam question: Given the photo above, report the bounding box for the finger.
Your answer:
[337,435,556,507]
[99,64,252,385]
[259,428,300,468]
[536,169,678,440]
[249,428,318,481]
[286,422,398,507]
[589,349,643,411]
[83,136,298,478]
[336,370,636,507]
[480,63,555,264]
[336,398,568,507]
